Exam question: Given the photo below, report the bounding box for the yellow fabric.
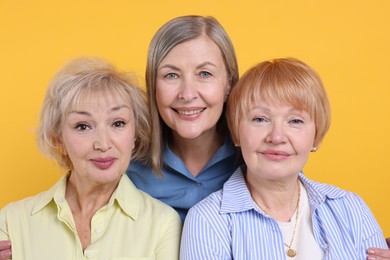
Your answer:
[0,174,181,260]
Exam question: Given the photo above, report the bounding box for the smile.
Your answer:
[261,150,290,161]
[91,158,116,170]
[176,108,206,115]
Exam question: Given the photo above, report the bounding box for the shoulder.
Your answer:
[139,189,179,216]
[126,178,180,228]
[186,189,224,223]
[300,173,350,206]
[193,189,223,209]
[301,174,374,220]
[137,190,182,237]
[0,189,52,219]
[127,159,154,175]
[1,177,67,217]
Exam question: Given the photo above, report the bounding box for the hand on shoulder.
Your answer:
[367,238,390,260]
[0,240,11,260]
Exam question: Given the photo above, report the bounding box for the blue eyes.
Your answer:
[199,71,212,78]
[252,117,267,123]
[290,119,304,125]
[251,117,304,125]
[165,73,178,79]
[164,71,212,79]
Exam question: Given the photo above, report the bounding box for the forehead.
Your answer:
[67,89,132,112]
[247,88,312,113]
[163,36,224,64]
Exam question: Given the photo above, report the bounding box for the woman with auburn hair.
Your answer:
[181,58,387,259]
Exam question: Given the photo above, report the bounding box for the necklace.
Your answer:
[253,180,301,258]
[284,180,300,257]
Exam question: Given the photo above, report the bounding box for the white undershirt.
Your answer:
[276,181,324,259]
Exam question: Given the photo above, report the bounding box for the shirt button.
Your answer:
[94,227,102,233]
[85,251,94,258]
[194,182,201,187]
[55,197,65,203]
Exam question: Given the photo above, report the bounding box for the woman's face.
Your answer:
[59,93,135,185]
[155,35,230,140]
[239,101,316,181]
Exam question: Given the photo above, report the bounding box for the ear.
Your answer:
[224,84,231,102]
[55,137,68,156]
[312,137,322,153]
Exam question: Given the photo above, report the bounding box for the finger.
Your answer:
[0,241,12,260]
[368,248,390,258]
[0,241,11,251]
[0,249,11,260]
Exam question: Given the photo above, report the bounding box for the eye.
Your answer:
[75,123,90,131]
[290,119,304,125]
[199,71,212,78]
[113,120,126,128]
[164,72,178,79]
[252,117,267,123]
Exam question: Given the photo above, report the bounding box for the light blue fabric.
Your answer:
[127,137,241,221]
[180,167,387,259]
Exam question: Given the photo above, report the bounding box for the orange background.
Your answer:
[1,0,389,236]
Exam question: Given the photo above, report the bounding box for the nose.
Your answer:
[93,128,112,152]
[178,78,198,101]
[265,122,287,144]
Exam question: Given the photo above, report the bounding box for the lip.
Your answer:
[172,107,206,120]
[90,157,116,170]
[260,150,290,161]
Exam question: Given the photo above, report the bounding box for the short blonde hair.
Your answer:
[227,58,331,147]
[146,15,239,175]
[37,57,150,169]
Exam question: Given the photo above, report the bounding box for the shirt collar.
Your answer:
[32,175,68,215]
[32,174,141,220]
[298,172,348,207]
[220,167,256,214]
[111,174,141,220]
[220,168,348,214]
[163,136,238,175]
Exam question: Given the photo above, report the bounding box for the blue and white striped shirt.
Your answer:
[180,167,387,259]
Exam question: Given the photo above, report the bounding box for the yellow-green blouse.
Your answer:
[0,174,181,260]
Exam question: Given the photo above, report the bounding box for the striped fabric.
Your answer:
[180,168,387,260]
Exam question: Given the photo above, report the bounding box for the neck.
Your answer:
[65,173,119,215]
[170,129,224,177]
[247,175,300,222]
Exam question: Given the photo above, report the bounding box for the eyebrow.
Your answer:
[69,105,131,116]
[158,61,217,71]
[251,105,302,113]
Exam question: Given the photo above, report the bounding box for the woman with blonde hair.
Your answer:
[0,57,181,259]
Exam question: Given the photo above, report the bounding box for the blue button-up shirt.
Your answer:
[127,138,241,221]
[180,168,388,259]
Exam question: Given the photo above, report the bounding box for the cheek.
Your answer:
[294,134,316,156]
[155,86,175,118]
[211,84,229,104]
[121,129,136,152]
[238,123,256,148]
